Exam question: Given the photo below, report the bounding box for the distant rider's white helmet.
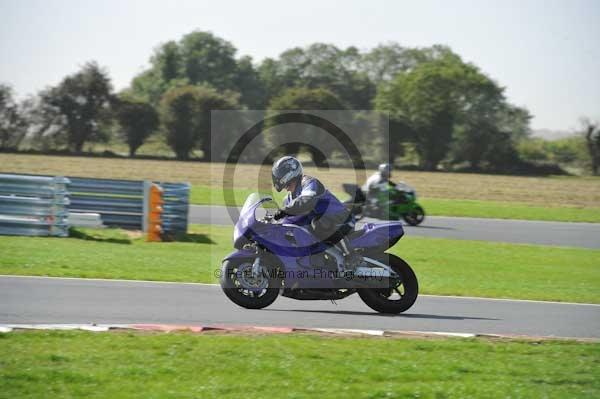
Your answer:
[378,163,391,179]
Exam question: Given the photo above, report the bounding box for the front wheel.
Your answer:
[358,253,418,314]
[403,205,425,226]
[220,257,281,309]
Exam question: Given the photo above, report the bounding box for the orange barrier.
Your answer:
[147,183,164,242]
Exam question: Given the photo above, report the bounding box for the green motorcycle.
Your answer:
[343,182,426,226]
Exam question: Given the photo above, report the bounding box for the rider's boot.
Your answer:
[335,237,361,271]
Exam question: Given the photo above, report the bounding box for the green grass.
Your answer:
[393,236,600,303]
[0,330,598,399]
[1,225,599,303]
[421,198,600,223]
[0,226,231,283]
[191,185,600,223]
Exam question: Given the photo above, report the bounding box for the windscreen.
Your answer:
[240,193,262,217]
[396,182,414,192]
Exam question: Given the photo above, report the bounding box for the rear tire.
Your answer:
[220,257,281,309]
[358,253,418,314]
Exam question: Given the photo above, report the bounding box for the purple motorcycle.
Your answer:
[220,194,418,314]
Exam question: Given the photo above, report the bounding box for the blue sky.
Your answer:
[1,0,599,134]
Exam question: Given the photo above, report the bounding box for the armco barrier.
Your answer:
[0,174,70,237]
[68,177,144,229]
[0,174,190,239]
[69,176,190,237]
[159,182,190,238]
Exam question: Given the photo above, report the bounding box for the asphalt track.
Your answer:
[190,205,600,249]
[2,276,599,339]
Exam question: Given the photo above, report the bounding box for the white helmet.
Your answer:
[378,163,391,179]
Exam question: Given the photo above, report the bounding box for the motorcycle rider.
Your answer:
[363,163,393,195]
[363,163,412,217]
[271,156,358,268]
[363,163,395,209]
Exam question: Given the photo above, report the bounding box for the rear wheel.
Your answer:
[403,205,425,226]
[220,257,281,309]
[358,253,418,314]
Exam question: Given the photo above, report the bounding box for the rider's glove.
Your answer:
[273,209,288,220]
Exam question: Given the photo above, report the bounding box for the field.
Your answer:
[1,225,599,303]
[1,330,598,399]
[3,153,600,222]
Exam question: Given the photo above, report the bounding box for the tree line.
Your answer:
[1,30,598,174]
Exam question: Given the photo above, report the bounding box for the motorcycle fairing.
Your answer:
[350,222,404,250]
[223,248,257,262]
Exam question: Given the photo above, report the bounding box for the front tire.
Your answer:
[220,257,281,309]
[403,205,425,226]
[358,253,418,314]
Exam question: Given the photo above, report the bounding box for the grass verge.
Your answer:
[1,225,598,303]
[0,226,231,283]
[394,236,600,303]
[0,330,598,399]
[420,197,600,223]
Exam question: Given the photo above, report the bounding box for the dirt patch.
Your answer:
[124,230,144,239]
